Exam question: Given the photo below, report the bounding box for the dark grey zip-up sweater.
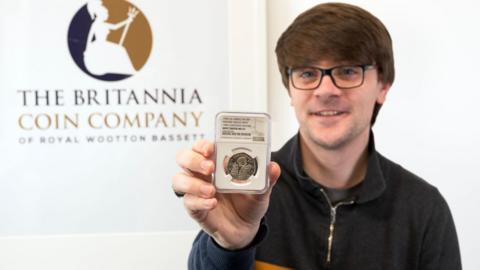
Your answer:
[188,133,462,270]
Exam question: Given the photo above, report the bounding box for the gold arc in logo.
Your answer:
[101,0,152,71]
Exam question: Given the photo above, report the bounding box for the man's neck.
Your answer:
[300,129,370,189]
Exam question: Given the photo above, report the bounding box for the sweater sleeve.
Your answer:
[188,220,268,270]
[419,189,462,270]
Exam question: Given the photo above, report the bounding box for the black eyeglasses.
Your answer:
[288,64,375,90]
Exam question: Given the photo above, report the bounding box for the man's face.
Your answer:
[289,60,390,150]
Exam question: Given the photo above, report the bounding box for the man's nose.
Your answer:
[312,74,342,97]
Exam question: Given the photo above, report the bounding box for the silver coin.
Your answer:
[226,152,258,181]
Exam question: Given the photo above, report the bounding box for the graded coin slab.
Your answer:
[214,112,270,194]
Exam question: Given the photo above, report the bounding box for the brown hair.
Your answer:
[275,3,394,125]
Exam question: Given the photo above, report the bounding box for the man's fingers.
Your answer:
[176,148,215,176]
[183,194,217,213]
[172,172,216,198]
[192,140,214,157]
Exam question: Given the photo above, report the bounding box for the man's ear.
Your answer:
[376,82,391,105]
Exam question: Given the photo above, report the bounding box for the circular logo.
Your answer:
[67,0,152,81]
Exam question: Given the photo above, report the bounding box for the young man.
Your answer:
[172,3,461,269]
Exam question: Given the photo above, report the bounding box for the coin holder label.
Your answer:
[214,112,271,194]
[219,115,267,142]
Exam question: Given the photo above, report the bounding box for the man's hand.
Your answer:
[172,140,281,250]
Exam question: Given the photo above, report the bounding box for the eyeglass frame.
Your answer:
[287,64,376,90]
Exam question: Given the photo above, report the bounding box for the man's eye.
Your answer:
[300,71,316,78]
[295,69,318,79]
[339,67,358,75]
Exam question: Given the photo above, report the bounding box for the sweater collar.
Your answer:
[279,131,386,204]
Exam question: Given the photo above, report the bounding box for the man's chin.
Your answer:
[302,130,350,151]
[311,136,349,150]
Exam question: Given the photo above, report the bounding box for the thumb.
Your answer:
[249,161,281,202]
[268,161,281,187]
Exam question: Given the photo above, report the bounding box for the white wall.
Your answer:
[0,231,197,270]
[1,1,478,269]
[267,1,480,269]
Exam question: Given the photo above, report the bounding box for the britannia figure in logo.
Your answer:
[83,0,138,76]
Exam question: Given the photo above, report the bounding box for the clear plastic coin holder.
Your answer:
[213,112,271,194]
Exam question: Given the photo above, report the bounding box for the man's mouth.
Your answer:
[311,110,345,116]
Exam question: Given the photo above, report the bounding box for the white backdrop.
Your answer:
[0,0,267,269]
[268,1,480,269]
[0,0,230,235]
